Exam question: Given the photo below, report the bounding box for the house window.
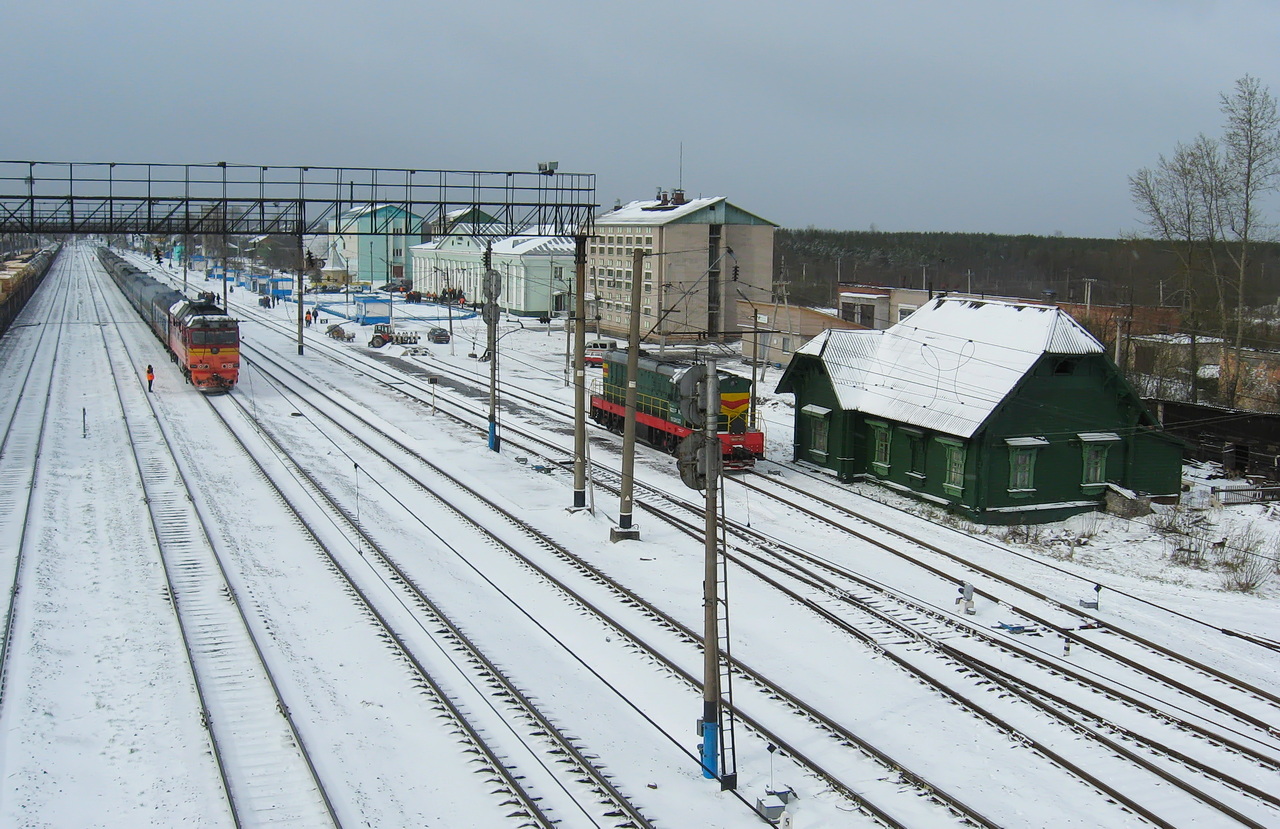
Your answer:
[938,437,965,496]
[856,304,875,327]
[898,305,917,321]
[906,430,926,483]
[1005,437,1048,495]
[1082,444,1107,485]
[1010,449,1035,490]
[802,404,832,460]
[869,420,890,475]
[1078,432,1120,488]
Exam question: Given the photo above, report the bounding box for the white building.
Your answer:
[410,231,574,318]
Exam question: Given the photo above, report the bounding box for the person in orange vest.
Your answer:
[305,310,313,327]
[145,364,155,392]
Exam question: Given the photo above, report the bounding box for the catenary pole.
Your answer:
[701,358,721,779]
[484,245,500,452]
[612,249,645,541]
[572,234,588,509]
[297,234,305,355]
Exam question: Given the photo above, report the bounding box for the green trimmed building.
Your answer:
[775,296,1184,523]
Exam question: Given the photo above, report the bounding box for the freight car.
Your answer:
[97,248,240,392]
[590,349,764,469]
[0,246,59,338]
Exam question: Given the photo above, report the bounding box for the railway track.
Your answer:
[320,315,1280,760]
[741,468,1280,741]
[674,502,1280,827]
[203,383,660,829]
[88,252,341,827]
[274,331,1280,826]
[133,259,1280,825]
[0,245,76,712]
[236,336,1172,828]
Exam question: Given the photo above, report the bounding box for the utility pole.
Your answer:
[484,245,500,452]
[612,249,644,542]
[749,309,760,431]
[572,233,589,510]
[700,359,721,781]
[297,234,305,355]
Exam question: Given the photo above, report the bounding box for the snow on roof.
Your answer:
[596,196,726,225]
[1130,333,1226,345]
[490,235,575,256]
[410,233,573,256]
[797,296,1104,438]
[337,203,419,221]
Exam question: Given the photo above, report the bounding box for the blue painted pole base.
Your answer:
[701,721,718,779]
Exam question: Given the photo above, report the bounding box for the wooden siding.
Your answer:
[780,349,1184,523]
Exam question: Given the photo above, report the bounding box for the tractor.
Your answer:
[367,323,420,348]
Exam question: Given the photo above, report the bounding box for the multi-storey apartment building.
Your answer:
[588,190,775,343]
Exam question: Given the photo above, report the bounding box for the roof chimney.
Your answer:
[659,190,669,205]
[671,188,686,205]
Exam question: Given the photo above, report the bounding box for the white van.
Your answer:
[584,340,617,364]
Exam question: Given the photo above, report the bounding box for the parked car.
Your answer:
[427,327,451,344]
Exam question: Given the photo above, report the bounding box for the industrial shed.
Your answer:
[775,296,1184,523]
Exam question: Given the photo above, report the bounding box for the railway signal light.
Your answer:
[677,433,708,491]
[677,364,707,428]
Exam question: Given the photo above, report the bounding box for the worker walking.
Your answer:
[145,364,155,392]
[305,310,313,327]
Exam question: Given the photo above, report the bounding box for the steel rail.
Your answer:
[217,390,659,829]
[199,395,572,829]
[88,247,340,828]
[0,245,76,713]
[741,472,1280,735]
[239,340,1002,829]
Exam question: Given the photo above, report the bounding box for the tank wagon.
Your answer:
[590,349,764,469]
[97,248,240,392]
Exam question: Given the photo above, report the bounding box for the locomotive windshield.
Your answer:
[192,326,239,346]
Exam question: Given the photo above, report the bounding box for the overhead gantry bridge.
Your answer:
[2,159,601,510]
[0,160,595,239]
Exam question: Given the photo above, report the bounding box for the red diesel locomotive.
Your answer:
[97,248,240,392]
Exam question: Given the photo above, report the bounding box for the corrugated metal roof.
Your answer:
[804,296,1104,438]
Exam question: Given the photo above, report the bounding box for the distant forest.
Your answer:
[775,229,1280,308]
[775,228,1280,333]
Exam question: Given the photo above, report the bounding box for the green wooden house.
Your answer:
[775,296,1184,523]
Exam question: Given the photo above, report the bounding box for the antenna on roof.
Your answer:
[678,143,683,191]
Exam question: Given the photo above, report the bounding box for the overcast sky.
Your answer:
[3,0,1275,238]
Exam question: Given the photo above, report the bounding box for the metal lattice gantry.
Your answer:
[0,161,597,238]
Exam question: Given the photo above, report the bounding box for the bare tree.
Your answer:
[1218,75,1280,404]
[1131,75,1280,406]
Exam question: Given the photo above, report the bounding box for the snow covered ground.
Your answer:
[1,246,1277,828]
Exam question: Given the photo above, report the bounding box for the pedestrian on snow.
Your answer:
[145,365,155,392]
[305,310,313,326]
